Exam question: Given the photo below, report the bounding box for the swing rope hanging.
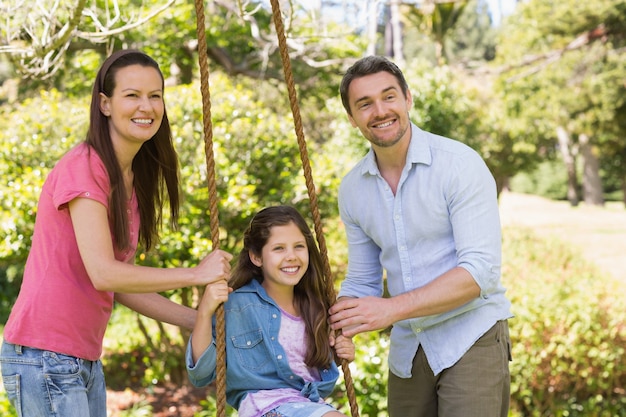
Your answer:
[267,1,360,415]
[192,0,360,416]
[192,0,227,416]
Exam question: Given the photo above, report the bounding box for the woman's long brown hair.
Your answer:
[230,206,334,369]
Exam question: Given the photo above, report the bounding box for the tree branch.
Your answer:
[503,25,608,82]
[473,25,610,81]
[0,0,176,78]
[76,0,176,42]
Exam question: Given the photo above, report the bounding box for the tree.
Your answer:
[0,1,364,97]
[0,0,176,78]
[493,0,626,206]
[447,0,496,65]
[403,0,470,65]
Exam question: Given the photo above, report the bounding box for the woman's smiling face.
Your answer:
[99,64,164,147]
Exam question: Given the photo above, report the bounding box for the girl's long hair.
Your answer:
[230,206,333,369]
[86,49,180,251]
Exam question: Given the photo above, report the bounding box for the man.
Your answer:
[328,55,512,417]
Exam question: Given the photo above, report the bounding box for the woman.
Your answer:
[0,49,232,417]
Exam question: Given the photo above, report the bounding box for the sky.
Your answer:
[262,0,520,28]
[486,0,519,26]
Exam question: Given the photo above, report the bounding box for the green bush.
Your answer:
[503,227,626,416]
[0,89,86,322]
[0,390,17,417]
[103,302,189,388]
[330,330,390,417]
[509,160,570,200]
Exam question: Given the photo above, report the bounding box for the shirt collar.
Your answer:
[408,123,433,166]
[239,278,277,306]
[359,123,432,176]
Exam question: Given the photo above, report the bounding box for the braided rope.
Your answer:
[192,1,360,415]
[192,1,227,416]
[268,1,360,416]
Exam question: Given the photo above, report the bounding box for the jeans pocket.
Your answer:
[41,351,83,397]
[41,351,81,376]
[2,373,23,417]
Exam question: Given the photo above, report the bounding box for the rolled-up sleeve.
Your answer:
[186,335,217,387]
[447,149,502,296]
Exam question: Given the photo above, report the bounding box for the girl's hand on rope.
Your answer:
[330,332,355,362]
[197,280,231,317]
[329,296,396,338]
[191,280,231,363]
[194,249,233,286]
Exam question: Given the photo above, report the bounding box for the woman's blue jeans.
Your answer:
[0,341,107,417]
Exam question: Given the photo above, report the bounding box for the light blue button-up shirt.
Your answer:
[338,123,512,377]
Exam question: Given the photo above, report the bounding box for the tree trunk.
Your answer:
[495,176,508,197]
[366,0,379,56]
[556,126,579,206]
[390,0,404,65]
[579,133,604,206]
[384,6,393,57]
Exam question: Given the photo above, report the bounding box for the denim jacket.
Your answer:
[186,278,339,410]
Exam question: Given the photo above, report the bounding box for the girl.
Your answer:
[187,205,354,417]
[0,49,232,417]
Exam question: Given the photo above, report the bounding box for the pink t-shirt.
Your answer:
[4,143,139,361]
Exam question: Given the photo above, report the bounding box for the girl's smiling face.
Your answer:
[251,222,310,295]
[99,64,164,148]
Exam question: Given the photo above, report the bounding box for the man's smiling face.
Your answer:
[347,71,412,149]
